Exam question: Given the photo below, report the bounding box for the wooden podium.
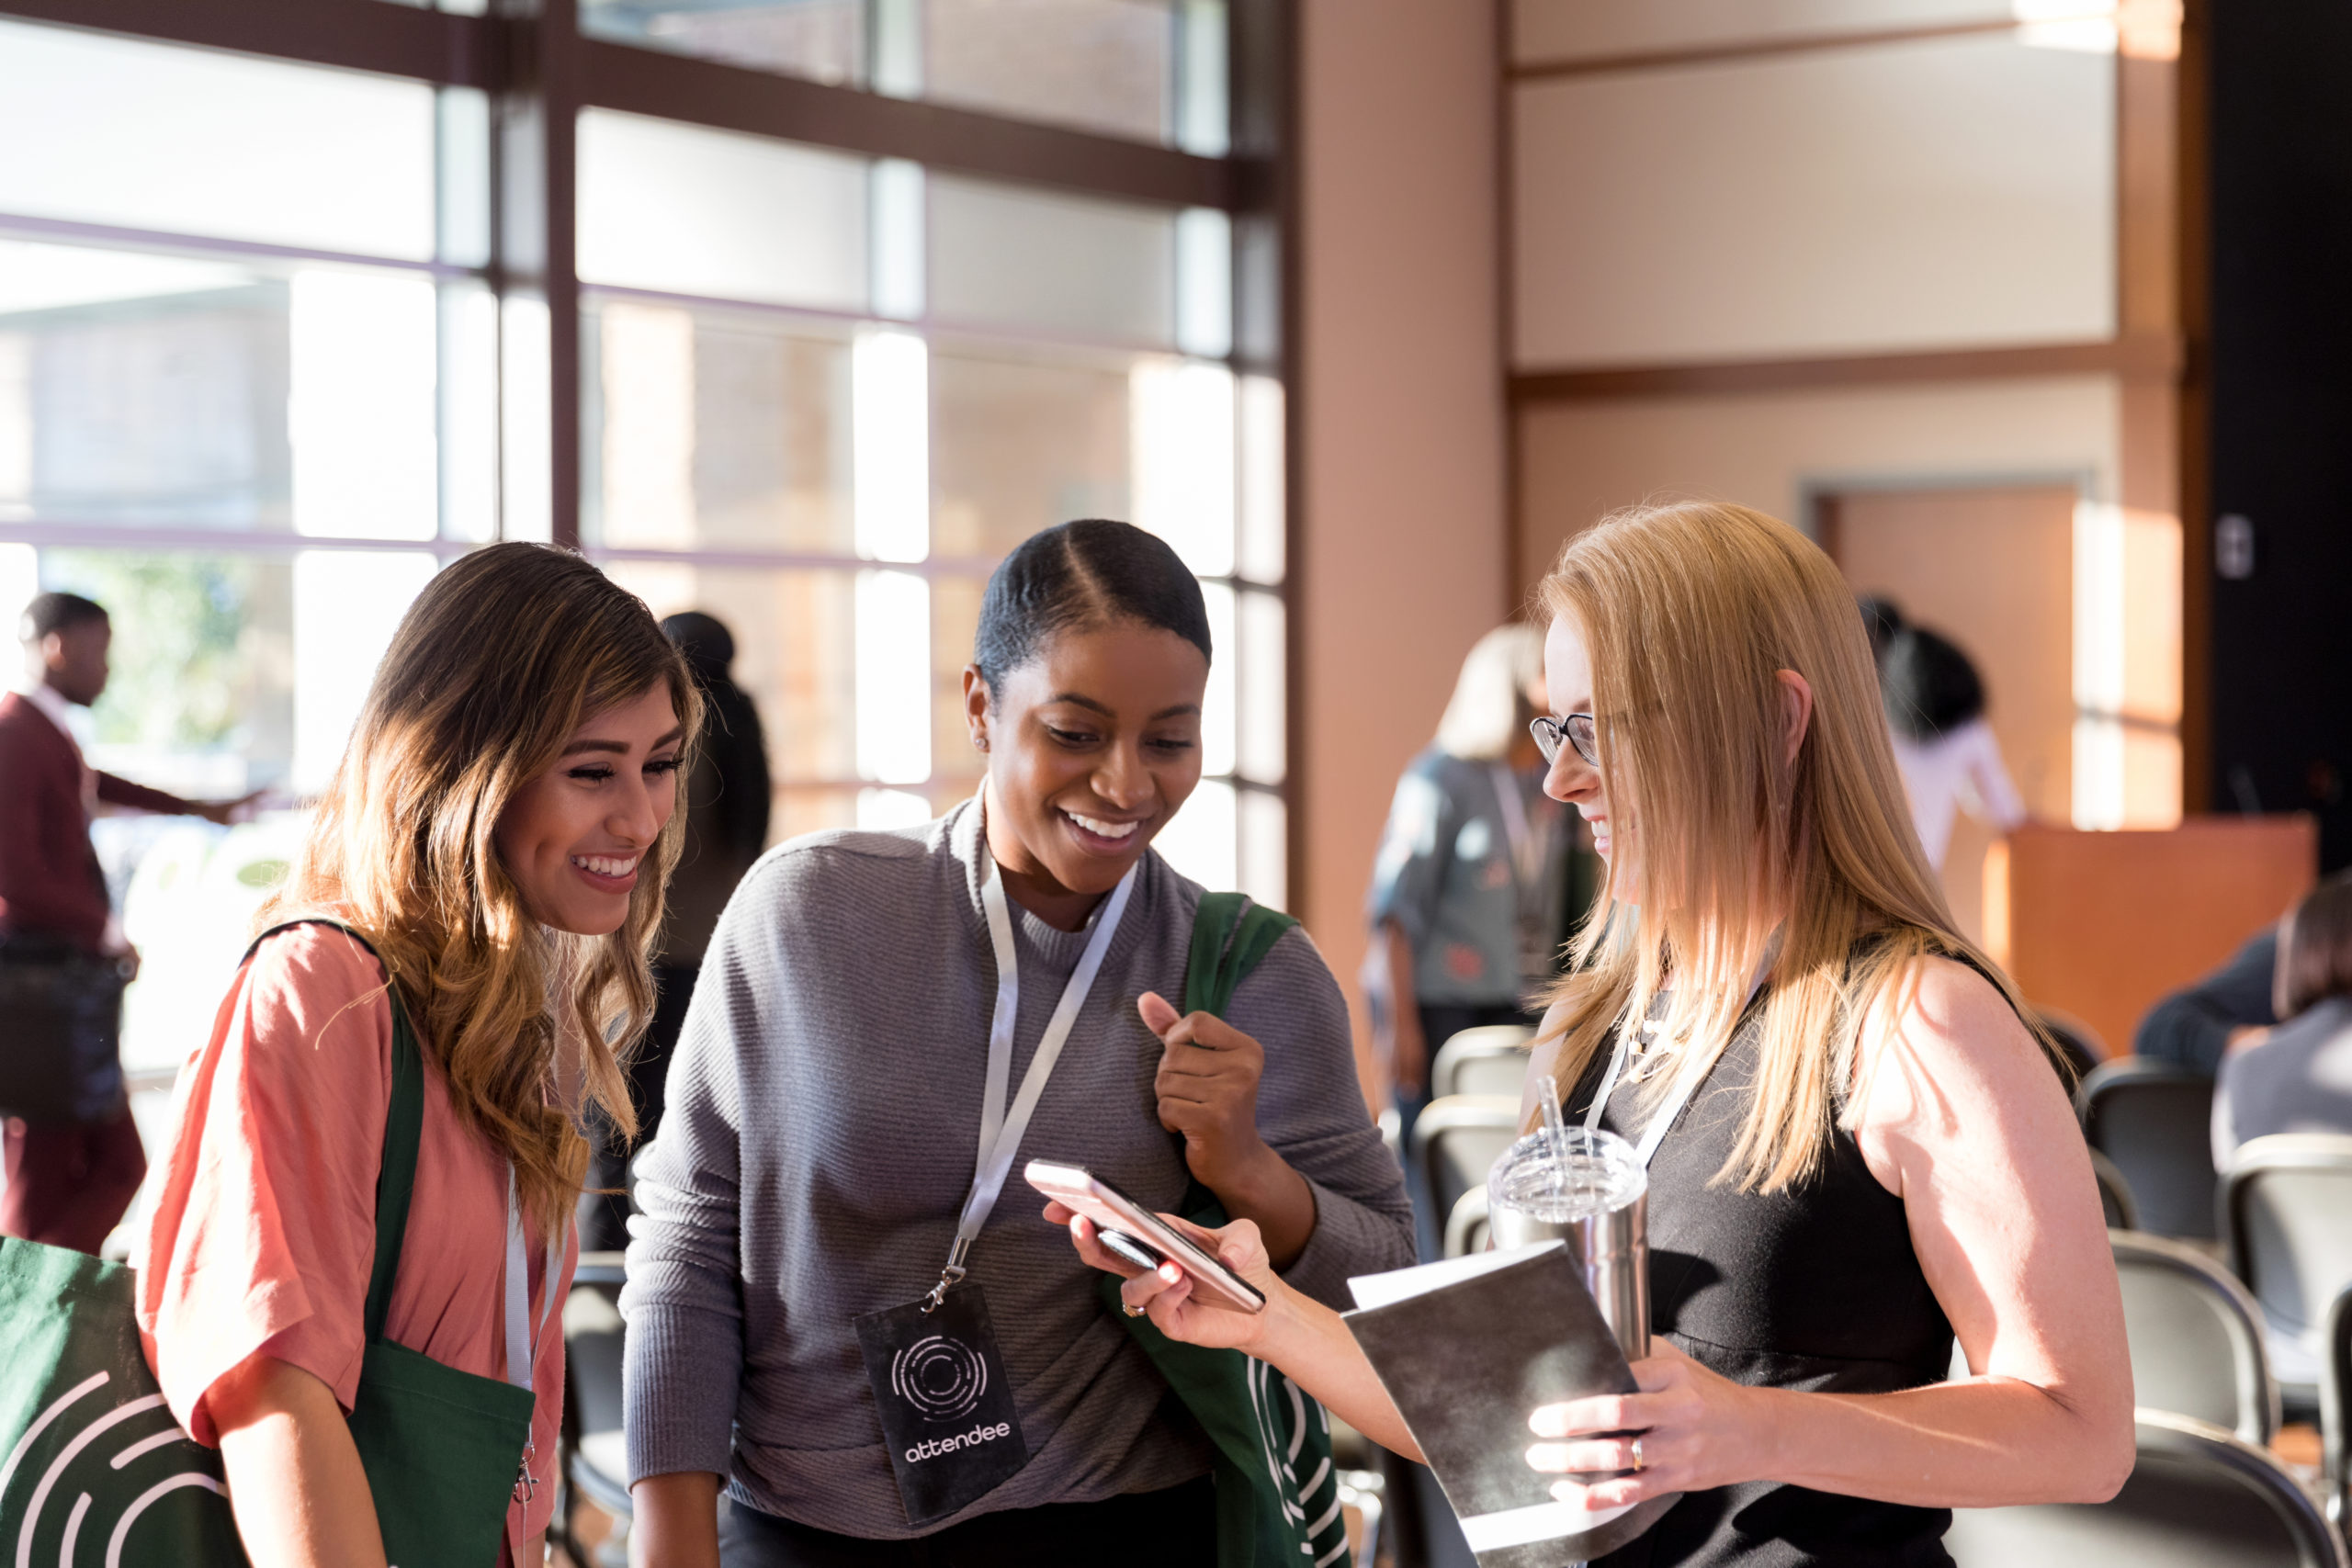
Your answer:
[1983,818,2318,1058]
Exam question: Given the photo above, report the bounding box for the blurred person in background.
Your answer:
[2211,871,2352,1168]
[1363,623,1584,1253]
[580,610,770,1253]
[139,544,698,1565]
[0,591,255,1254]
[1870,600,2028,872]
[2134,923,2280,1076]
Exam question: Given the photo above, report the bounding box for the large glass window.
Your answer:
[6,0,1285,1247]
[580,0,1230,152]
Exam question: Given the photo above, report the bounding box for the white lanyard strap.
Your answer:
[1583,944,1779,1168]
[926,850,1136,1310]
[503,1168,565,1392]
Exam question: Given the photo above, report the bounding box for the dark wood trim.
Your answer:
[578,39,1242,211]
[497,0,583,548]
[1510,15,2042,83]
[2176,0,2212,813]
[0,0,499,87]
[1510,334,2185,402]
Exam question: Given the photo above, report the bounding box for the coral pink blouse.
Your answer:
[137,923,575,1566]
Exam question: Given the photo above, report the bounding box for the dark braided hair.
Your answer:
[972,520,1212,694]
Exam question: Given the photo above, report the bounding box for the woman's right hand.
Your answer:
[1046,1203,1285,1353]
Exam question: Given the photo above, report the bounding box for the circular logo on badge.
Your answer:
[889,1334,989,1422]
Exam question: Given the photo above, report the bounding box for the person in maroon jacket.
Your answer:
[0,591,253,1253]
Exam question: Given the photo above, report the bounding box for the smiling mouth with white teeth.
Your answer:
[571,853,640,877]
[1061,808,1143,843]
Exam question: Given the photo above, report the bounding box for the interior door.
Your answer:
[1819,484,2077,943]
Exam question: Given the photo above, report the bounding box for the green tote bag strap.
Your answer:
[1102,893,1353,1568]
[240,919,422,1346]
[242,919,537,1568]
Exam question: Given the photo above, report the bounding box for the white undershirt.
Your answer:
[1889,717,2027,871]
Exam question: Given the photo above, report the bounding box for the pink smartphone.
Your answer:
[1023,1159,1268,1314]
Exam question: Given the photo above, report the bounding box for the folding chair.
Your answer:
[1945,1411,2346,1568]
[1408,1095,1520,1238]
[1430,1025,1535,1100]
[2110,1230,2278,1444]
[2222,1134,2352,1414]
[2077,1059,2219,1240]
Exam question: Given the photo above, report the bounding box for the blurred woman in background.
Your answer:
[140,544,697,1566]
[1363,624,1587,1250]
[1064,502,2132,1567]
[1869,600,2027,872]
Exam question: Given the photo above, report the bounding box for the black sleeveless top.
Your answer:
[1570,982,1957,1568]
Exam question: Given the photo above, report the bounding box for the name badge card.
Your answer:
[854,1287,1029,1524]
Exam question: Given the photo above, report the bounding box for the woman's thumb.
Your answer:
[1137,990,1182,1037]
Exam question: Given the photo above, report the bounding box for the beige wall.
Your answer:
[1296,0,1508,1091]
[1512,34,2117,368]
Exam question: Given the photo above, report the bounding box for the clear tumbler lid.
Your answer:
[1487,1124,1646,1222]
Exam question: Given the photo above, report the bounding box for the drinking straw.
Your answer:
[1538,1073,1569,1200]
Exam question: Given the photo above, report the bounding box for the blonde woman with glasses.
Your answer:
[1056,502,2132,1567]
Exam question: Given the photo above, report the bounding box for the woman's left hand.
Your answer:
[1139,990,1274,1190]
[1523,1338,1773,1509]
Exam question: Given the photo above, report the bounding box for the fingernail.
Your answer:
[1159,1263,1182,1283]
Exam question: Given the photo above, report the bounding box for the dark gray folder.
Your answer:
[1344,1244,1678,1566]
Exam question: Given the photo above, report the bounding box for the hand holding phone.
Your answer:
[1023,1159,1268,1314]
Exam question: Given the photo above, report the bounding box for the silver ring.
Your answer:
[1630,1437,1645,1472]
[1122,1303,1146,1318]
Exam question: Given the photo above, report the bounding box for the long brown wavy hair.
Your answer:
[261,543,702,1235]
[1536,502,2052,1191]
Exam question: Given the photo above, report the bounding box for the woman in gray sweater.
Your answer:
[624,520,1414,1566]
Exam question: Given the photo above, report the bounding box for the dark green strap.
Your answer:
[1182,893,1298,1019]
[243,917,423,1345]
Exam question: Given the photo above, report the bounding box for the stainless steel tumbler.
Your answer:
[1485,1125,1650,1360]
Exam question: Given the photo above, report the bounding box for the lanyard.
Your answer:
[503,1168,564,1392]
[924,842,1137,1312]
[1583,942,1779,1167]
[1488,764,1544,889]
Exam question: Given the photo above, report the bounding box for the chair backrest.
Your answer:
[2222,1135,2352,1363]
[2324,1284,2351,1529]
[1408,1095,1521,1232]
[2078,1059,2220,1239]
[2089,1149,2141,1232]
[2035,1007,2109,1082]
[1443,1188,1490,1260]
[1430,1026,1535,1100]
[2110,1230,2278,1444]
[1945,1411,2346,1568]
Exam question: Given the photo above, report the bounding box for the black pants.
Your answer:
[717,1477,1217,1568]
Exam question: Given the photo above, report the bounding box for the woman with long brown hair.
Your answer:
[138,543,699,1566]
[1057,502,2133,1566]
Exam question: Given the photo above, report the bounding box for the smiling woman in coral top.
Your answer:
[139,543,700,1568]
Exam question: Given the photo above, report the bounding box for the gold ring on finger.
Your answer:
[1122,1303,1146,1318]
[1631,1437,1645,1472]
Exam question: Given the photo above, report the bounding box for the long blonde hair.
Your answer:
[1538,502,2048,1191]
[1435,623,1545,761]
[261,544,702,1235]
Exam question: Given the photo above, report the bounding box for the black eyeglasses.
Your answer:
[1530,714,1599,768]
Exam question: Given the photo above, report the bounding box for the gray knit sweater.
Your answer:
[621,798,1414,1537]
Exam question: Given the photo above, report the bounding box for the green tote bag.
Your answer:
[1100,892,1354,1568]
[0,919,537,1567]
